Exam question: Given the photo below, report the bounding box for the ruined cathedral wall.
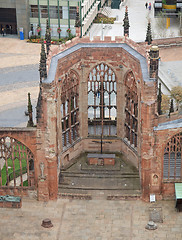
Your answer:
[0,128,37,196]
[139,83,159,200]
[54,46,145,169]
[36,83,58,201]
[152,127,182,199]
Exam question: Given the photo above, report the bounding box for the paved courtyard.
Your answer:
[0,197,182,240]
[0,37,40,127]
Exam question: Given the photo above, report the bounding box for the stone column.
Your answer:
[140,81,157,201]
[37,83,58,200]
[45,88,58,200]
[149,45,159,114]
[117,67,128,138]
[15,0,30,38]
[79,64,88,138]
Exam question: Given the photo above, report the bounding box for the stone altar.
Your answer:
[87,153,115,166]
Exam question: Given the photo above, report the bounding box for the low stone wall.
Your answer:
[153,37,182,47]
[58,192,92,200]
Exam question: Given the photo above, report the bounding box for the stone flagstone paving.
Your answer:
[0,198,182,240]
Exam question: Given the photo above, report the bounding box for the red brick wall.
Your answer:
[152,128,182,199]
[37,37,182,202]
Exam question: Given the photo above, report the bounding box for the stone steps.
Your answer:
[58,189,141,200]
[59,175,140,190]
[58,153,141,199]
[61,171,139,178]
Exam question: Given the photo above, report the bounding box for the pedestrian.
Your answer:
[149,2,151,10]
[2,27,4,36]
[145,2,148,9]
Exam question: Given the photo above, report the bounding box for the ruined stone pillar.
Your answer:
[149,46,159,80]
[47,159,58,200]
[140,80,158,201]
[37,83,58,200]
[79,64,88,138]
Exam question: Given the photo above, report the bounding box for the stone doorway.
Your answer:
[58,152,141,199]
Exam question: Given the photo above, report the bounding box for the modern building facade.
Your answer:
[0,0,29,38]
[154,0,182,17]
[0,0,106,38]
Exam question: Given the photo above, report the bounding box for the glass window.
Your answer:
[70,6,77,19]
[30,5,38,18]
[88,63,117,136]
[40,5,48,18]
[49,6,58,19]
[125,72,138,148]
[163,133,182,181]
[59,6,63,19]
[61,71,79,148]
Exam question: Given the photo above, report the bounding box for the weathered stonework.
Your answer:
[1,36,182,202]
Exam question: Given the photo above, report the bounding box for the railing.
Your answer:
[8,167,27,183]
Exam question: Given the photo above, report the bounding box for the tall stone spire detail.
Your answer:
[27,92,34,127]
[169,98,174,113]
[157,83,162,115]
[39,40,47,83]
[145,21,152,45]
[45,19,51,55]
[123,6,130,37]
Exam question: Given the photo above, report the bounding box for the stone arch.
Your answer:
[163,132,182,180]
[61,69,80,148]
[87,63,117,136]
[124,70,138,148]
[0,136,35,188]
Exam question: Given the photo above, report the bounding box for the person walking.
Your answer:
[145,2,148,9]
[2,27,4,36]
[149,2,151,10]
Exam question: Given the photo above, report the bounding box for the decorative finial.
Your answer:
[157,83,162,115]
[169,99,174,113]
[39,39,47,83]
[27,92,34,127]
[123,6,130,37]
[145,21,153,45]
[45,19,51,55]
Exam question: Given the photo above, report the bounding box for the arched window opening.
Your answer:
[163,133,182,180]
[0,137,34,187]
[125,72,138,148]
[61,71,79,148]
[88,63,117,136]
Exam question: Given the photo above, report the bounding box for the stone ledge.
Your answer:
[107,195,141,200]
[58,193,92,200]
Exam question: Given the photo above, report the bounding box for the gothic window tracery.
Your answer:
[61,71,79,147]
[125,72,138,147]
[88,63,117,136]
[163,133,182,180]
[0,137,34,187]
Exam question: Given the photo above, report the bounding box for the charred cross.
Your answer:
[92,134,112,154]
